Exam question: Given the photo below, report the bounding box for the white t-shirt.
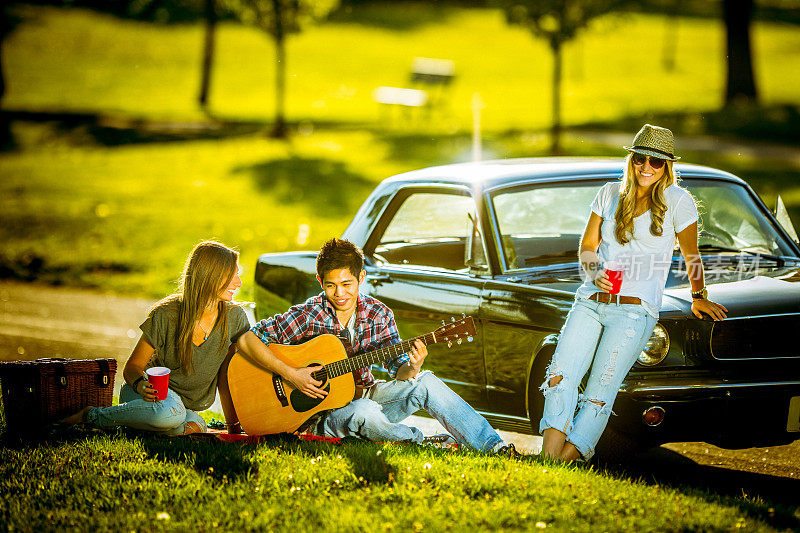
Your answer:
[575,181,699,318]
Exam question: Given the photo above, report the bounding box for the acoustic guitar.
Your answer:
[227,316,477,436]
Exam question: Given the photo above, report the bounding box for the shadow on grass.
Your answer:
[2,110,356,149]
[235,156,374,217]
[598,446,800,530]
[0,425,263,482]
[328,1,461,31]
[3,421,796,529]
[137,434,260,482]
[376,129,621,167]
[379,132,473,166]
[575,104,800,145]
[338,438,398,485]
[623,2,800,26]
[0,250,136,286]
[138,433,398,486]
[3,110,268,147]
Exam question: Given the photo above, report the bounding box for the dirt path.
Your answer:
[1,280,798,499]
[0,281,152,398]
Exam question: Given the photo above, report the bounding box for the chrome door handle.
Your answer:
[367,273,392,285]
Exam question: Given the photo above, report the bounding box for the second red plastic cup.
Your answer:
[145,366,170,401]
[604,261,624,295]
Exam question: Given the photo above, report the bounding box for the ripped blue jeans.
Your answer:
[85,384,207,436]
[312,370,503,453]
[539,298,657,460]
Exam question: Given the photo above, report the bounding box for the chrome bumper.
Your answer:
[621,379,800,398]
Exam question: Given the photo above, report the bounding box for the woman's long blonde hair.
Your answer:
[152,241,239,373]
[614,154,677,245]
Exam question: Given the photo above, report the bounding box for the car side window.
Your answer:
[373,192,482,272]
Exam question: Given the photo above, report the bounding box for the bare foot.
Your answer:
[559,442,583,462]
[60,406,93,425]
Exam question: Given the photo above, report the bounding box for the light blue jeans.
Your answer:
[539,298,657,460]
[85,384,207,436]
[312,370,503,453]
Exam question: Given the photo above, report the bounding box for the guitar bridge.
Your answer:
[273,374,289,407]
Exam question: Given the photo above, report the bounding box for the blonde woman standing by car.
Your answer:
[539,124,728,462]
[63,241,250,435]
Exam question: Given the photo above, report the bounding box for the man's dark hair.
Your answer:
[316,238,364,279]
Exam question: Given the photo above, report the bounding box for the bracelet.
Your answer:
[131,376,145,392]
[691,286,708,300]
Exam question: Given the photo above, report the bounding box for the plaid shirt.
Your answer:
[250,293,407,387]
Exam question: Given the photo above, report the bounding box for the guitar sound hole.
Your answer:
[310,365,328,387]
[289,383,331,413]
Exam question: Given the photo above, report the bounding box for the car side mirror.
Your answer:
[774,195,799,243]
[465,212,489,273]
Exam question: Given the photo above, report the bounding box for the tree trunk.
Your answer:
[198,0,217,112]
[0,6,12,150]
[662,0,681,72]
[0,37,9,151]
[271,0,287,138]
[550,40,562,155]
[723,0,757,106]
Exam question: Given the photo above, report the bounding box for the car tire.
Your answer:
[527,348,551,436]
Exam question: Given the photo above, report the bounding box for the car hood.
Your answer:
[660,266,800,318]
[522,260,800,318]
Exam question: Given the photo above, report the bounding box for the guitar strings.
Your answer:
[321,332,438,380]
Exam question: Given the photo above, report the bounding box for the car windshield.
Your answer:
[491,178,797,271]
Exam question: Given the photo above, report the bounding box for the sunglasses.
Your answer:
[631,153,666,169]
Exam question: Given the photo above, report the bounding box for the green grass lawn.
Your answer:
[5,4,800,130]
[2,6,800,530]
[2,425,798,531]
[0,3,799,298]
[2,120,798,300]
[0,122,408,299]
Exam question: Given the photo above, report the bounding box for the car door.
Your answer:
[479,181,604,421]
[360,187,490,410]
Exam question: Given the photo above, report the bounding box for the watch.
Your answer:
[691,286,708,300]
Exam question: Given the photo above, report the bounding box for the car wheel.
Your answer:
[527,349,550,435]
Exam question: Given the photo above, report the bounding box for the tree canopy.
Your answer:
[224,0,338,137]
[225,0,338,37]
[499,0,626,153]
[502,0,626,51]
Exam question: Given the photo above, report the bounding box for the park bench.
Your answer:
[373,57,455,123]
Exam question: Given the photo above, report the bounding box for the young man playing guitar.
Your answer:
[236,238,518,455]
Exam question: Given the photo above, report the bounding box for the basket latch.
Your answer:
[55,361,67,388]
[97,359,111,388]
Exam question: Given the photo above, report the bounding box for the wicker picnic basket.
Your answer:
[0,358,116,437]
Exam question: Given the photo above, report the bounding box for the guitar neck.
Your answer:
[325,332,437,379]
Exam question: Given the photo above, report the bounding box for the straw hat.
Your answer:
[624,124,680,161]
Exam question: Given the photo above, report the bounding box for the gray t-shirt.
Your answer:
[140,299,250,411]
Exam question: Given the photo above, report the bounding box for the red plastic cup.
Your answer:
[146,366,170,401]
[604,261,624,295]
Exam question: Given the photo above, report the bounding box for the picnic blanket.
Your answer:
[189,429,343,446]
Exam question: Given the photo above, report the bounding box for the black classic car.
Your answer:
[253,158,800,459]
